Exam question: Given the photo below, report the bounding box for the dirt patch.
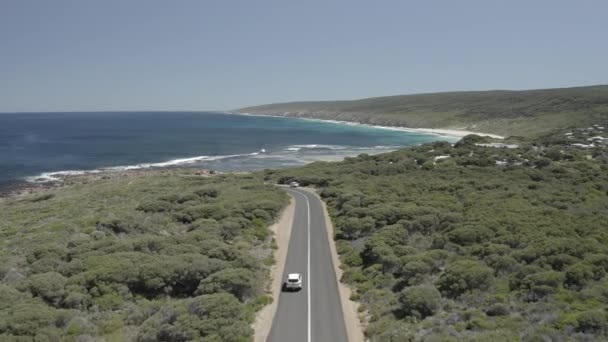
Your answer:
[253,194,295,342]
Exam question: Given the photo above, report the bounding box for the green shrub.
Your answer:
[176,193,199,204]
[546,253,578,271]
[27,272,67,306]
[138,294,253,341]
[96,217,142,234]
[63,291,91,309]
[66,316,96,336]
[522,271,564,289]
[485,255,518,274]
[0,303,67,336]
[437,260,494,297]
[194,186,220,198]
[564,263,594,289]
[448,226,494,246]
[0,284,31,310]
[136,200,173,213]
[575,310,608,334]
[485,304,510,317]
[196,268,256,301]
[399,285,442,318]
[402,260,431,285]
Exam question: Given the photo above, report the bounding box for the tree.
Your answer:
[399,285,442,319]
[196,268,256,301]
[575,310,608,334]
[27,272,67,306]
[564,263,594,289]
[437,260,494,297]
[402,260,432,285]
[448,226,494,246]
[1,303,66,336]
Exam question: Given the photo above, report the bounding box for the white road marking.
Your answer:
[302,191,312,342]
[286,189,311,342]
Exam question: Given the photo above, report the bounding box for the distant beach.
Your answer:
[229,112,505,139]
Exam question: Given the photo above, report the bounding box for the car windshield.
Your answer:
[288,278,299,282]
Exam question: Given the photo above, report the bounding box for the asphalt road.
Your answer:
[267,188,349,342]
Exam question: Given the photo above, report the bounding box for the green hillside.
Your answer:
[237,85,608,137]
[0,172,288,341]
[267,126,608,340]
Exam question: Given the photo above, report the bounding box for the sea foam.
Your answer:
[24,151,262,183]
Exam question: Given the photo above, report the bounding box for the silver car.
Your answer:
[283,273,302,291]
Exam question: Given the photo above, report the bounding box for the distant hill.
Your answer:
[237,85,608,137]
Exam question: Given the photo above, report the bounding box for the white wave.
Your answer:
[24,151,261,183]
[368,145,402,150]
[284,144,352,152]
[284,144,402,152]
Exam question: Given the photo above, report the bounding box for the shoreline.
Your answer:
[1,113,501,198]
[226,111,505,139]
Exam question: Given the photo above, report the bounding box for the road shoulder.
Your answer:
[253,195,296,342]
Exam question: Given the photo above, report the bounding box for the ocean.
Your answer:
[0,111,457,187]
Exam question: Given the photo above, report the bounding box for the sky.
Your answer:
[1,0,607,112]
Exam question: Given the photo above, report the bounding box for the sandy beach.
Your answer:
[228,111,505,139]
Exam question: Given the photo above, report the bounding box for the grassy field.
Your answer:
[238,85,608,137]
[267,125,608,340]
[0,171,288,341]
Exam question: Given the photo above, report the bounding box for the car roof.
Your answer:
[288,273,301,279]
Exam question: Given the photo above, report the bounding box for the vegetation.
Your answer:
[238,85,608,137]
[2,111,608,341]
[269,123,608,341]
[0,171,288,341]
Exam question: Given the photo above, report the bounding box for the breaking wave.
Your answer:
[24,144,406,183]
[284,144,400,152]
[25,151,262,183]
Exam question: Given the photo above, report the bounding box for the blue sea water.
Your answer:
[0,111,457,186]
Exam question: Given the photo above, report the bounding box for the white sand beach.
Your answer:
[229,112,505,139]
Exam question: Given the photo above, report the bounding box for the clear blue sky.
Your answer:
[1,0,607,112]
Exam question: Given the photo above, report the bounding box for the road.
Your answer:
[267,188,349,342]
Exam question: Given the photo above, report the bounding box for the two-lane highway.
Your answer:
[267,188,349,342]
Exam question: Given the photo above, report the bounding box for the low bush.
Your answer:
[0,171,288,340]
[269,128,608,340]
[437,260,494,297]
[399,285,442,318]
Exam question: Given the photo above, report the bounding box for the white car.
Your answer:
[283,273,303,291]
[289,181,299,188]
